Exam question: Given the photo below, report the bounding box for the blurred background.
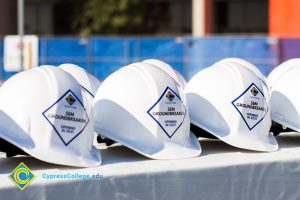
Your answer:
[0,0,298,80]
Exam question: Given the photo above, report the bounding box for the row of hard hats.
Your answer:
[95,58,279,156]
[0,58,298,167]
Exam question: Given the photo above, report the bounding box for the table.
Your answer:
[1,132,300,200]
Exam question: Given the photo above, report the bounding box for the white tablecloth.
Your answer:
[1,132,300,200]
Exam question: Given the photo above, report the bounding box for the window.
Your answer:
[213,0,268,33]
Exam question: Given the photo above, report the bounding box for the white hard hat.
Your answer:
[0,66,101,167]
[267,59,300,89]
[185,62,278,152]
[269,60,300,132]
[59,63,101,97]
[93,62,201,159]
[216,58,268,86]
[143,59,187,89]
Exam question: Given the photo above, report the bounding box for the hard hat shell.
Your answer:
[267,59,300,88]
[0,66,101,167]
[216,58,266,82]
[59,63,101,97]
[93,62,201,159]
[269,64,300,131]
[185,62,278,152]
[143,59,187,89]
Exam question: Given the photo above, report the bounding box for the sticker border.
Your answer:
[231,82,269,131]
[81,85,94,98]
[42,89,90,146]
[147,86,186,138]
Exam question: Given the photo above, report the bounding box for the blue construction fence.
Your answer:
[1,36,299,81]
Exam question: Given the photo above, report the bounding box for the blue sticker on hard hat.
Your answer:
[147,87,186,138]
[231,83,268,130]
[42,90,89,146]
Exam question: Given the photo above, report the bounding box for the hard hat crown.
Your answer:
[143,59,187,89]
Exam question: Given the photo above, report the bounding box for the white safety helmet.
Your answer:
[93,62,201,159]
[59,63,101,97]
[185,62,278,151]
[0,66,101,167]
[143,59,187,89]
[268,60,300,132]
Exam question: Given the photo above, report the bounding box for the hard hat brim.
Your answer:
[0,133,102,167]
[0,111,101,167]
[191,121,278,152]
[0,133,101,167]
[97,128,201,160]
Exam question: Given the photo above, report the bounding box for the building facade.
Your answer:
[0,0,298,37]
